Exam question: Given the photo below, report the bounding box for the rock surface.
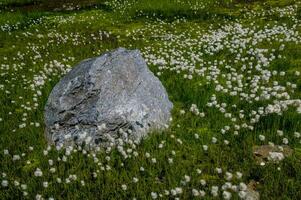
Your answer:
[253,145,293,164]
[246,180,260,200]
[44,48,173,147]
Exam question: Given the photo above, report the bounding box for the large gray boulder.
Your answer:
[44,48,173,148]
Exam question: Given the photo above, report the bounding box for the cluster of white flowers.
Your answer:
[190,104,205,117]
[34,168,43,177]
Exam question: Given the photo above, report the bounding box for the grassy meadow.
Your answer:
[1,0,301,199]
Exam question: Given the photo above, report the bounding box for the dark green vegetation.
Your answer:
[1,0,301,199]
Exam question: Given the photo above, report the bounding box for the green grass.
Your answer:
[1,0,301,199]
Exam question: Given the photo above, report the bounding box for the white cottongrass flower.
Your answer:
[14,181,20,186]
[133,177,139,183]
[216,167,222,174]
[236,172,243,179]
[50,167,56,173]
[36,194,43,200]
[223,191,232,199]
[43,150,48,156]
[3,149,9,155]
[224,140,230,145]
[21,184,27,190]
[238,191,247,199]
[180,110,185,115]
[13,155,21,161]
[211,186,219,197]
[259,135,265,141]
[192,189,200,196]
[56,178,62,183]
[175,187,183,194]
[199,190,206,197]
[121,184,127,191]
[81,180,85,186]
[34,168,43,177]
[48,159,53,166]
[171,189,177,196]
[184,175,191,182]
[1,180,8,187]
[282,138,289,144]
[225,172,233,181]
[151,192,158,199]
[164,190,170,196]
[277,130,284,136]
[43,181,48,188]
[239,182,247,191]
[294,132,300,138]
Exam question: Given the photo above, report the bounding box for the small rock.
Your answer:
[245,180,260,200]
[253,145,293,164]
